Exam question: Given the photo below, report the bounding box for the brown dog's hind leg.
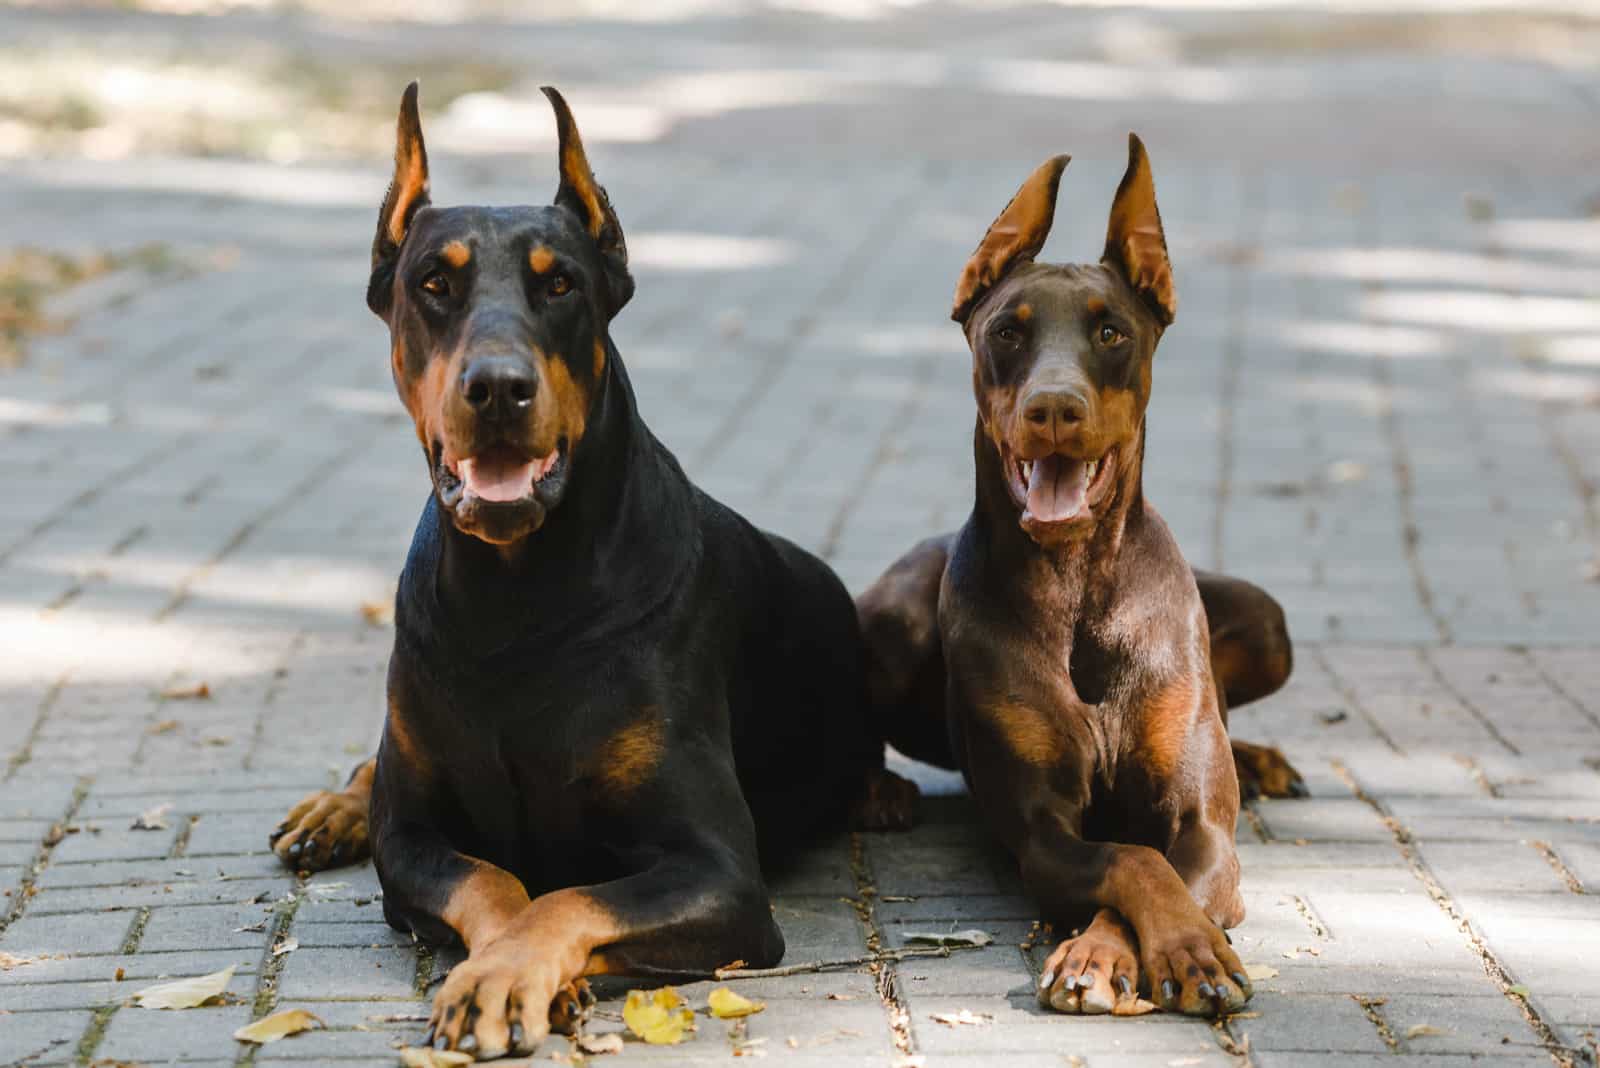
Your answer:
[270,757,373,871]
[1232,740,1308,800]
[857,535,959,770]
[1195,571,1307,799]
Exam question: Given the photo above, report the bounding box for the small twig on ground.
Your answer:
[714,944,972,980]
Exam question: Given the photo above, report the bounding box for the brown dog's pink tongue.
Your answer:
[1026,455,1090,522]
[459,453,536,503]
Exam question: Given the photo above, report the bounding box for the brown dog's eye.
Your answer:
[1098,324,1124,345]
[548,274,572,297]
[420,273,450,298]
[993,324,1023,345]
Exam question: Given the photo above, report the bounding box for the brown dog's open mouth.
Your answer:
[1007,448,1116,529]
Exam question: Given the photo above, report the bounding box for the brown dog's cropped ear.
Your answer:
[372,82,430,273]
[542,86,633,315]
[1103,133,1175,327]
[952,155,1069,324]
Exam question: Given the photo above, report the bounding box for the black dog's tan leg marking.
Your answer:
[425,867,617,1059]
[270,757,373,871]
[1195,570,1307,800]
[1037,908,1140,1014]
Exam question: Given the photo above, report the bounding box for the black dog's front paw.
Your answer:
[849,768,920,831]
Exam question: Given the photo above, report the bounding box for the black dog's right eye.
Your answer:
[420,273,450,298]
[993,324,1023,345]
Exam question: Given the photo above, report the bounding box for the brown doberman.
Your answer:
[857,139,1304,1018]
[269,84,915,1060]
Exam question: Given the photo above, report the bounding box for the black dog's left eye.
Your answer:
[1097,324,1124,345]
[993,324,1023,345]
[548,274,573,297]
[420,273,450,298]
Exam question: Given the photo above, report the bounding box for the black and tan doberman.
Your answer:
[857,140,1304,1019]
[269,84,915,1060]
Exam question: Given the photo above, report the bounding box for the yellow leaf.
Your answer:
[708,986,765,1019]
[398,1049,473,1067]
[1406,1024,1446,1039]
[134,965,236,1009]
[623,986,696,1045]
[1244,963,1278,981]
[233,1008,322,1044]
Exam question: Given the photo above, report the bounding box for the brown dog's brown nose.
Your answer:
[460,356,536,419]
[1022,388,1088,440]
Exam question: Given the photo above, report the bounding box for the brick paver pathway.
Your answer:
[2,3,1598,1066]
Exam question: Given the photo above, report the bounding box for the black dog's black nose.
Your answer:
[1022,389,1088,432]
[460,356,536,416]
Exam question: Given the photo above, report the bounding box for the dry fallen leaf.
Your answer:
[271,938,299,957]
[901,930,993,948]
[623,986,695,1045]
[1406,1024,1447,1039]
[928,1010,993,1027]
[233,1008,323,1044]
[360,600,395,626]
[148,719,180,735]
[159,682,211,701]
[707,986,765,1019]
[1244,963,1278,981]
[0,951,45,971]
[134,964,235,1009]
[398,1049,473,1067]
[576,1032,625,1055]
[130,804,172,832]
[1112,997,1160,1016]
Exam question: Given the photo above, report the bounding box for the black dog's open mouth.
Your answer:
[436,439,569,514]
[1005,447,1117,529]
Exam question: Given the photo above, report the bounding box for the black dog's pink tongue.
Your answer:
[459,451,536,503]
[1026,455,1090,523]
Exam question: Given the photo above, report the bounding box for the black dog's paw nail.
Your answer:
[1116,975,1132,996]
[1161,979,1177,1005]
[1197,982,1214,999]
[287,842,302,856]
[509,1022,524,1049]
[433,1035,450,1051]
[1289,779,1310,798]
[1061,975,1076,991]
[1077,973,1093,990]
[459,1034,477,1053]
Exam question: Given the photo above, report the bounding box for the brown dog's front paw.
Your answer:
[1037,914,1140,1015]
[270,789,369,871]
[1142,909,1251,1017]
[849,768,920,831]
[1232,740,1307,801]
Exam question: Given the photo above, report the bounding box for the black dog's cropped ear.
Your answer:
[952,155,1068,324]
[1103,133,1175,328]
[369,82,430,314]
[541,86,633,315]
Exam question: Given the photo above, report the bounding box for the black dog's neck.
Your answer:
[425,339,697,656]
[970,418,1147,625]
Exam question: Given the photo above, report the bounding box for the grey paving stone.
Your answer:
[96,1002,256,1063]
[0,908,136,957]
[0,1008,90,1067]
[273,945,421,1001]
